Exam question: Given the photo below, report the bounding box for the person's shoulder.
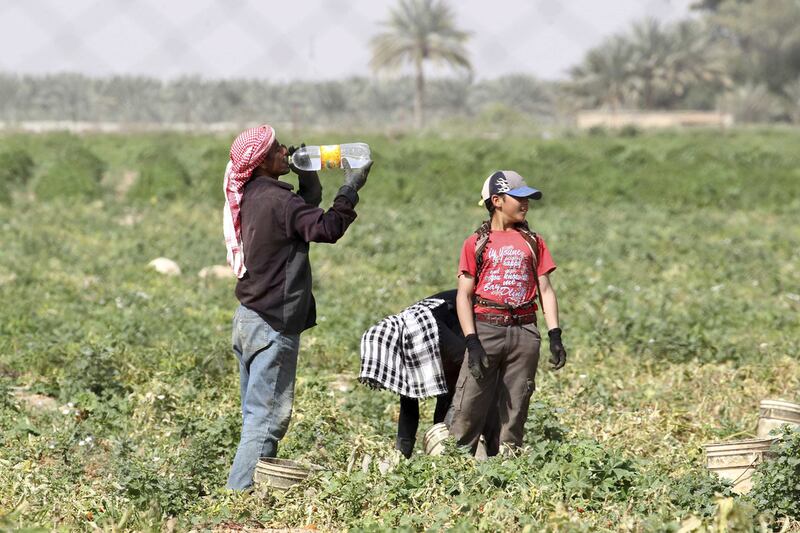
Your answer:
[462,232,478,247]
[243,181,294,217]
[249,180,298,209]
[247,177,293,194]
[520,226,545,243]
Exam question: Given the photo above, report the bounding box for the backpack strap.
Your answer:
[516,225,545,315]
[473,220,491,280]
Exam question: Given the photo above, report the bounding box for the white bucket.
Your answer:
[254,458,316,490]
[756,399,800,438]
[423,423,451,456]
[704,438,776,494]
[475,435,488,461]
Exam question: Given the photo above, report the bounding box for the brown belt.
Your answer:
[475,312,537,327]
[475,295,536,313]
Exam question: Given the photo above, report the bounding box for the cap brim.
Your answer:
[478,187,541,205]
[507,186,542,199]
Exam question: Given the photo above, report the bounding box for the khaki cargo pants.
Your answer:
[448,320,541,453]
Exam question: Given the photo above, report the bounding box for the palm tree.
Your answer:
[570,18,731,111]
[659,21,731,103]
[627,19,671,108]
[627,19,730,108]
[710,0,800,92]
[783,77,800,123]
[370,0,471,128]
[569,35,637,110]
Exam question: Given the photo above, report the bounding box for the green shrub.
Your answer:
[662,469,732,518]
[613,145,656,167]
[33,144,106,201]
[2,129,800,531]
[539,438,638,506]
[109,412,239,517]
[749,428,800,521]
[618,124,642,137]
[176,413,240,497]
[113,439,192,516]
[59,344,131,399]
[718,83,786,123]
[586,125,607,136]
[0,147,35,188]
[477,102,532,131]
[524,400,569,443]
[128,147,191,201]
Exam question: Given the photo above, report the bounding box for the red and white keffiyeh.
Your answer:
[223,124,276,278]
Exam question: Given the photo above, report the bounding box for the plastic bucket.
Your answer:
[254,458,313,490]
[756,399,800,438]
[475,435,488,461]
[423,423,451,456]
[704,438,776,494]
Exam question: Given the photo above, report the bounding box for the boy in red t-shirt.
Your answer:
[449,170,567,453]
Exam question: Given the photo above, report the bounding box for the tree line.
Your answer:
[569,0,800,122]
[0,72,558,129]
[1,0,798,127]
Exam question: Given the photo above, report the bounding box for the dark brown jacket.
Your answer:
[235,175,358,334]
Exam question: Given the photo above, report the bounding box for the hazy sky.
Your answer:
[0,0,695,81]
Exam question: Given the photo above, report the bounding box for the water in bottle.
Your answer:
[290,143,370,171]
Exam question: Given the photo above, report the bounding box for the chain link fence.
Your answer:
[0,0,692,131]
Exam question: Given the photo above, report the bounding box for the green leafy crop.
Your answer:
[0,128,798,531]
[749,429,800,520]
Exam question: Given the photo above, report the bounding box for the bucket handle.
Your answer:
[731,456,760,485]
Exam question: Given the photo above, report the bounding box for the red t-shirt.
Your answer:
[458,230,556,317]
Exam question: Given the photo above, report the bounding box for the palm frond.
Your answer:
[369,0,472,74]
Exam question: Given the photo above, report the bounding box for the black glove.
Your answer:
[287,143,317,178]
[465,333,489,381]
[342,158,372,192]
[548,328,567,370]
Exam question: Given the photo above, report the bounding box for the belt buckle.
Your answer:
[510,314,520,326]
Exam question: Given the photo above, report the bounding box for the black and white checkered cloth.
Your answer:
[359,298,448,399]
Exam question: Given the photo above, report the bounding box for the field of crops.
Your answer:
[1,127,799,531]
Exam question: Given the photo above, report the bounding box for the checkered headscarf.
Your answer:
[359,298,448,399]
[223,125,276,278]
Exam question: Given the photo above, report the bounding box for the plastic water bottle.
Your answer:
[290,143,371,171]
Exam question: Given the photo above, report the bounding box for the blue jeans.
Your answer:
[226,305,301,490]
